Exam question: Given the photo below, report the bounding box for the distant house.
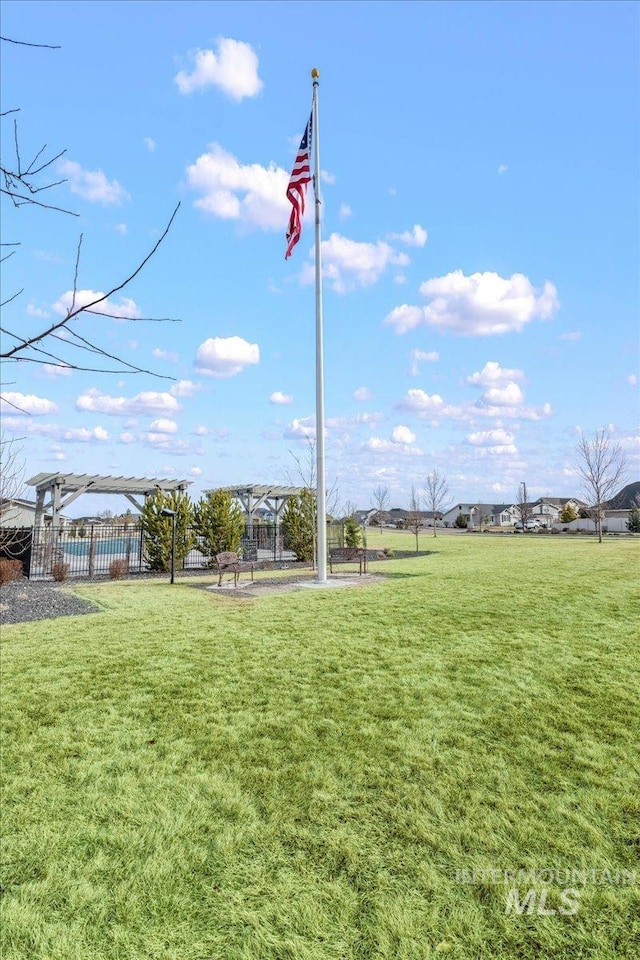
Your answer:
[441,503,477,527]
[485,504,517,527]
[354,509,379,525]
[0,497,61,528]
[529,497,586,525]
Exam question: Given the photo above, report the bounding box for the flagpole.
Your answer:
[311,68,327,582]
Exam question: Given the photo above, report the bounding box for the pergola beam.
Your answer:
[27,472,191,526]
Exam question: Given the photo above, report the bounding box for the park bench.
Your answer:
[214,551,255,587]
[328,546,368,575]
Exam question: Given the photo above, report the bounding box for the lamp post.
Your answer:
[160,507,176,584]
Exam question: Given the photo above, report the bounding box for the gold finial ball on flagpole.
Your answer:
[311,68,320,79]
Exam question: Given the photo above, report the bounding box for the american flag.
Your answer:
[285,113,313,259]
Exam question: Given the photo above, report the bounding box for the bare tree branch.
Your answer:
[0,289,24,308]
[1,202,181,364]
[575,428,628,542]
[0,35,61,49]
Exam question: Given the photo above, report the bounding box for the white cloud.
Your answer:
[143,137,156,152]
[389,224,428,247]
[194,425,209,436]
[353,386,374,402]
[152,347,179,362]
[400,389,445,414]
[119,432,136,444]
[482,383,524,406]
[53,290,141,319]
[467,361,525,388]
[186,144,290,229]
[339,202,352,220]
[326,412,384,431]
[175,38,262,100]
[409,348,439,375]
[59,426,109,443]
[320,169,336,184]
[384,270,559,336]
[270,391,293,405]
[149,418,178,434]
[284,417,316,439]
[170,379,200,398]
[195,336,259,378]
[42,364,72,379]
[628,374,638,386]
[498,164,509,175]
[0,392,58,415]
[366,436,422,456]
[76,388,181,417]
[58,159,129,205]
[391,425,416,444]
[189,467,203,477]
[26,303,49,319]
[467,428,515,447]
[301,233,410,293]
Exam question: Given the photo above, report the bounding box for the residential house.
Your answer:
[441,503,477,527]
[529,497,586,525]
[0,497,63,528]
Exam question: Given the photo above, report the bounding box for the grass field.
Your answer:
[1,534,639,959]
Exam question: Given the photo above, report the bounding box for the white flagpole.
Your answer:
[311,68,327,581]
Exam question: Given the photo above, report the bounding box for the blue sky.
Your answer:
[2,0,638,516]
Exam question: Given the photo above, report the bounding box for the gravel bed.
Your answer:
[0,580,101,626]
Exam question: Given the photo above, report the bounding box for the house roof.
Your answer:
[532,496,586,507]
[605,481,640,510]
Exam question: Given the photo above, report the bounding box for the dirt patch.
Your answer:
[198,572,387,599]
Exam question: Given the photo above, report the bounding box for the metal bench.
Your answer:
[214,551,255,587]
[328,546,367,575]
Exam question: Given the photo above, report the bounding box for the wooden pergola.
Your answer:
[212,484,303,537]
[27,472,191,527]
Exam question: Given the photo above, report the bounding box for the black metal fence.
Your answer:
[1,520,358,580]
[2,523,300,580]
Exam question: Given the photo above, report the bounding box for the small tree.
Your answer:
[344,514,362,548]
[371,484,390,534]
[406,486,423,552]
[454,514,468,529]
[281,488,316,562]
[193,489,245,565]
[626,501,640,533]
[140,490,195,572]
[575,427,628,543]
[558,503,578,524]
[515,482,531,531]
[424,469,451,538]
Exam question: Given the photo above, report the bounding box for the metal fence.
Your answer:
[5,523,300,580]
[1,520,358,580]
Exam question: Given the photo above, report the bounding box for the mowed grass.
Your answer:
[1,535,639,960]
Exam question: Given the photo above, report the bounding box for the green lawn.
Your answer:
[1,535,639,959]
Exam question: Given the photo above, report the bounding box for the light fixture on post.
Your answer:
[159,507,176,584]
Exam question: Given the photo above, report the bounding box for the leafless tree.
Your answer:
[515,482,532,532]
[371,484,390,534]
[575,427,628,542]
[0,431,26,547]
[406,485,423,552]
[341,499,359,520]
[424,469,451,537]
[1,35,181,381]
[285,436,341,517]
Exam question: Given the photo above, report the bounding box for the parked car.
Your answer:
[514,519,541,531]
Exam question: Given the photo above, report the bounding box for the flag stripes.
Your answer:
[285,113,312,259]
